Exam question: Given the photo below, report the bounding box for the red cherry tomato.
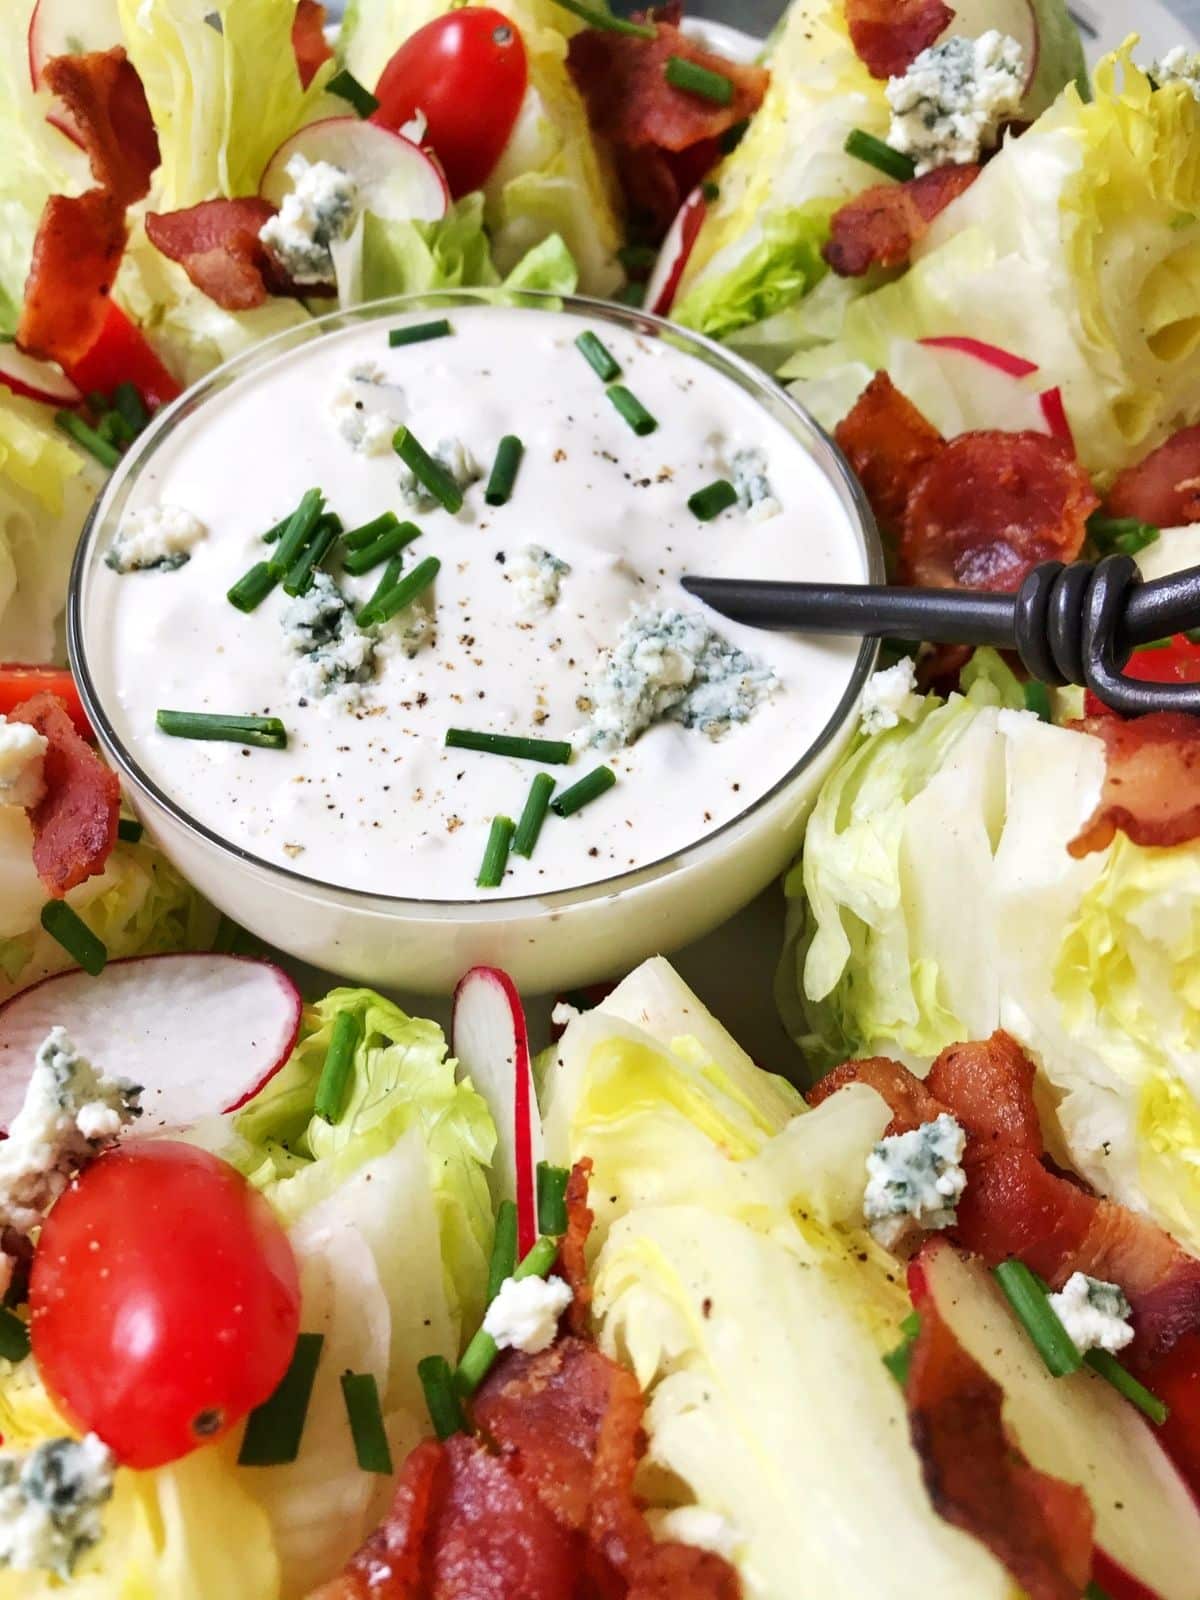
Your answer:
[1084,634,1200,717]
[64,302,182,415]
[31,1142,300,1470]
[372,9,528,199]
[0,667,91,740]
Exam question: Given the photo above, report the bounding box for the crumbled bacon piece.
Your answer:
[7,694,119,897]
[559,1157,595,1336]
[1106,424,1200,529]
[292,0,333,88]
[901,431,1098,590]
[145,200,291,312]
[808,1054,942,1137]
[846,0,955,79]
[824,164,980,277]
[17,192,127,369]
[925,1034,1043,1161]
[1068,712,1200,858]
[834,373,946,534]
[42,48,158,206]
[906,1280,1095,1600]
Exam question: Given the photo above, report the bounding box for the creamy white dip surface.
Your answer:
[89,306,867,901]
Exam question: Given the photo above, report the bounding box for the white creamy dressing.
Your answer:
[91,307,866,901]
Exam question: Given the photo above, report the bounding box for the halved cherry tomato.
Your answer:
[64,301,182,414]
[372,9,528,199]
[31,1142,301,1470]
[1085,634,1200,717]
[0,666,91,740]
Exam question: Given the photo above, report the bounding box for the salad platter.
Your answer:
[5,1,1200,1596]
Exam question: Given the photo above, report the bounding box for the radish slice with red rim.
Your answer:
[27,0,122,88]
[0,343,82,407]
[645,187,708,319]
[259,117,450,225]
[0,954,302,1136]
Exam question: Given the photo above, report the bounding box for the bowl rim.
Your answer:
[68,288,884,921]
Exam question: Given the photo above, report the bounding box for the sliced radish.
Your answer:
[27,0,122,89]
[259,118,449,226]
[452,966,543,1258]
[645,187,708,318]
[0,955,302,1136]
[920,335,1039,380]
[0,344,81,407]
[939,0,1039,94]
[917,335,1073,442]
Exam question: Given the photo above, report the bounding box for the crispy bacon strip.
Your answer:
[145,200,290,312]
[824,165,980,277]
[808,1054,942,1136]
[292,0,333,88]
[834,373,946,534]
[17,192,127,368]
[1068,712,1200,858]
[313,1437,443,1597]
[845,0,955,79]
[7,694,119,897]
[1106,424,1200,529]
[925,1034,1044,1161]
[559,1156,595,1337]
[42,48,158,206]
[906,1283,1095,1600]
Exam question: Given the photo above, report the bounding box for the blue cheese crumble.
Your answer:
[329,363,405,457]
[0,1435,115,1578]
[1048,1273,1134,1356]
[0,717,48,809]
[482,1274,573,1354]
[106,505,207,574]
[860,658,923,735]
[259,155,358,286]
[864,1113,967,1249]
[1153,47,1200,99]
[731,448,781,522]
[585,607,780,750]
[506,545,570,614]
[886,32,1025,176]
[282,572,378,703]
[399,437,481,512]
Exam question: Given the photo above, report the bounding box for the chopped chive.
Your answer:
[238,1333,324,1466]
[117,817,144,844]
[113,381,149,435]
[343,511,400,550]
[455,1234,559,1398]
[1024,681,1052,722]
[227,560,279,613]
[314,1010,362,1124]
[342,520,420,576]
[576,331,622,383]
[719,117,749,154]
[445,729,573,765]
[615,281,647,309]
[488,1200,519,1304]
[688,479,738,521]
[156,710,288,750]
[994,1260,1082,1377]
[419,1354,468,1440]
[883,1311,921,1387]
[356,554,440,628]
[617,244,658,275]
[262,513,294,545]
[550,765,616,818]
[327,66,380,117]
[513,771,556,859]
[1087,513,1161,557]
[514,1235,559,1282]
[477,815,515,890]
[393,428,464,513]
[97,409,135,448]
[701,179,720,203]
[56,410,120,469]
[844,128,917,182]
[550,0,655,36]
[665,55,734,105]
[40,901,106,977]
[283,514,341,597]
[340,1372,394,1473]
[485,435,525,507]
[606,385,658,437]
[269,489,325,576]
[536,1162,570,1236]
[1086,1586,1114,1600]
[1085,1350,1169,1425]
[363,554,404,616]
[388,318,453,348]
[0,1308,30,1363]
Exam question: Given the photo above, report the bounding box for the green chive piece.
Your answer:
[357,554,440,629]
[327,67,380,117]
[1085,1586,1114,1600]
[844,128,917,182]
[615,281,647,309]
[238,1333,324,1466]
[113,381,149,435]
[1024,681,1052,722]
[488,1200,519,1305]
[688,479,739,521]
[40,901,106,977]
[262,513,295,545]
[536,1162,570,1236]
[342,520,420,576]
[388,319,454,349]
[550,0,655,36]
[364,554,404,616]
[445,729,573,765]
[550,765,616,819]
[283,514,341,598]
[514,1235,558,1282]
[1088,513,1161,557]
[719,117,750,154]
[419,1355,468,1440]
[56,410,120,469]
[477,816,515,890]
[269,489,325,576]
[340,1372,394,1474]
[883,1311,921,1387]
[393,428,464,513]
[454,1234,560,1398]
[1085,1350,1169,1425]
[485,435,525,507]
[156,710,288,750]
[994,1260,1083,1377]
[227,561,279,614]
[0,1307,30,1363]
[513,771,557,859]
[606,385,658,437]
[314,1010,362,1124]
[617,244,658,275]
[343,511,401,551]
[576,331,622,383]
[117,817,144,844]
[665,55,734,105]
